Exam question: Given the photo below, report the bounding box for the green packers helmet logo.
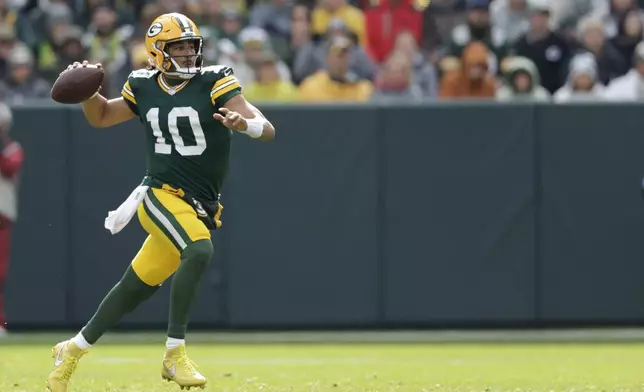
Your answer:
[147,22,163,37]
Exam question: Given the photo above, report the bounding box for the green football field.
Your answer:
[2,331,644,391]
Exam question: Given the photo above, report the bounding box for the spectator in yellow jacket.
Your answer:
[244,51,299,102]
[299,36,374,102]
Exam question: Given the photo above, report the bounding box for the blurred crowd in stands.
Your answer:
[0,0,643,103]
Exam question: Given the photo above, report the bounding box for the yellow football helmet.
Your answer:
[145,13,203,79]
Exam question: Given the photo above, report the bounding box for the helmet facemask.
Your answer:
[156,37,203,80]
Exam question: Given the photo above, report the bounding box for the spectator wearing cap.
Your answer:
[219,26,292,85]
[0,44,50,104]
[244,51,299,102]
[364,0,424,63]
[610,8,644,67]
[496,56,551,101]
[490,0,530,46]
[554,52,605,102]
[576,17,628,85]
[311,0,366,46]
[293,18,375,84]
[442,0,507,75]
[439,40,496,99]
[604,41,644,100]
[299,36,374,101]
[511,0,571,94]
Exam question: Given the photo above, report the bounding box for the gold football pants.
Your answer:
[131,187,222,286]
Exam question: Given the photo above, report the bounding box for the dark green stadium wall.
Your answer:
[5,103,644,329]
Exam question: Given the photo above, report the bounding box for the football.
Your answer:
[51,65,104,104]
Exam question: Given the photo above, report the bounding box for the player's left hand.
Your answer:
[214,107,247,131]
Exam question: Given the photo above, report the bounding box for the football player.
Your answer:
[46,12,275,392]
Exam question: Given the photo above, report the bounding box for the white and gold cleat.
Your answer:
[162,344,207,390]
[46,340,88,392]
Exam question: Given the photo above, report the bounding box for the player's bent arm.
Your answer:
[81,95,136,128]
[224,95,275,141]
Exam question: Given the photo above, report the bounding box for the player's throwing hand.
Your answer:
[214,107,247,131]
[62,60,102,75]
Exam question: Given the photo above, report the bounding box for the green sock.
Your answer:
[81,266,159,344]
[167,239,213,339]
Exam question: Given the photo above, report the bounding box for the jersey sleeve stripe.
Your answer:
[123,85,135,98]
[210,79,237,96]
[210,82,241,104]
[122,87,136,104]
[212,75,236,90]
[122,81,136,104]
[123,81,134,95]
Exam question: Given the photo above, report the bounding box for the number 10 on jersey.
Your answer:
[146,107,207,156]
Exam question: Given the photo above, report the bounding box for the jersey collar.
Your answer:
[157,74,190,95]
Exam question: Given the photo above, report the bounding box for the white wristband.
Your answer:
[240,117,264,138]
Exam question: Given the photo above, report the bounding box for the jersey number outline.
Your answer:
[145,107,206,156]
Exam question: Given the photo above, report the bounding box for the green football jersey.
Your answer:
[121,65,242,203]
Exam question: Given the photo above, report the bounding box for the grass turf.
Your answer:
[1,333,644,391]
